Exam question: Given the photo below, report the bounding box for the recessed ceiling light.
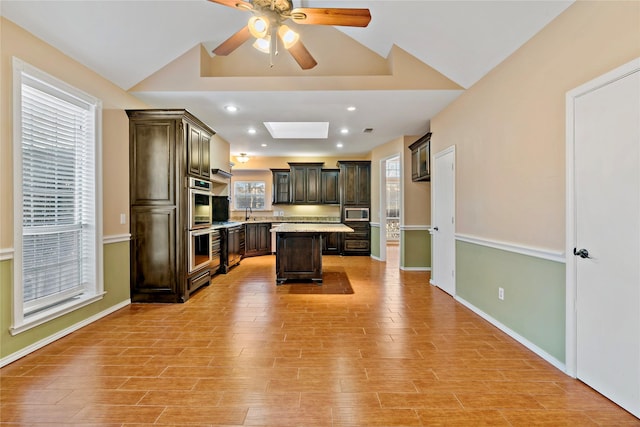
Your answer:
[248,128,256,134]
[336,143,343,148]
[347,106,356,112]
[340,128,349,134]
[261,143,267,147]
[224,105,238,113]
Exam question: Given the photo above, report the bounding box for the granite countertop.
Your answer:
[272,223,354,233]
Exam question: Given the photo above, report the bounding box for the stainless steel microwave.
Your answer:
[344,207,370,221]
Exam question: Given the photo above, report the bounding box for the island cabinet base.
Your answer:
[275,232,323,284]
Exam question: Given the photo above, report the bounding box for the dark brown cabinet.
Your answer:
[245,222,271,257]
[127,109,215,303]
[188,125,211,179]
[275,232,323,284]
[322,231,341,255]
[338,161,371,206]
[321,169,340,205]
[409,132,431,182]
[271,169,290,204]
[221,225,244,273]
[342,222,371,254]
[290,162,322,204]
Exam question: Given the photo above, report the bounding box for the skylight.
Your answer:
[263,122,329,139]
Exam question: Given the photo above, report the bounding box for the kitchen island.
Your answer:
[273,223,353,284]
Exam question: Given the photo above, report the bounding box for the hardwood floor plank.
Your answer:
[1,248,638,426]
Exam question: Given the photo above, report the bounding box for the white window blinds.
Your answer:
[17,64,99,317]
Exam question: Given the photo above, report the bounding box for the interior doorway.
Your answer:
[379,154,401,265]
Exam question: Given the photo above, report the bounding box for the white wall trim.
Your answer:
[401,225,431,231]
[455,296,567,373]
[400,266,431,271]
[0,248,14,261]
[0,299,131,368]
[370,254,383,262]
[456,233,565,263]
[103,233,131,245]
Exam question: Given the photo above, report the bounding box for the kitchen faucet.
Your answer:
[245,206,252,221]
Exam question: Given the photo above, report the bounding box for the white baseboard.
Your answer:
[455,296,566,373]
[0,299,131,368]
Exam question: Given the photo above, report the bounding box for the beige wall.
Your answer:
[1,17,148,249]
[431,1,640,251]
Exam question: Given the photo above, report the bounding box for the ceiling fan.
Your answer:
[209,0,371,70]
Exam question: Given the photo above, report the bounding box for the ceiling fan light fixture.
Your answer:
[278,25,299,49]
[252,36,271,53]
[236,153,250,164]
[248,16,269,39]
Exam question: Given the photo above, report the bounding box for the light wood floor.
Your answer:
[2,249,639,426]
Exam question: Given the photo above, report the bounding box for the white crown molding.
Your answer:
[456,233,565,263]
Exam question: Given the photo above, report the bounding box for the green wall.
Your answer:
[0,241,131,360]
[370,224,380,258]
[401,229,431,269]
[456,240,565,362]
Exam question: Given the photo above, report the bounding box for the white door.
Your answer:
[569,60,640,417]
[431,146,455,296]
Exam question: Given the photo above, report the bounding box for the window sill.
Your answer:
[10,292,106,336]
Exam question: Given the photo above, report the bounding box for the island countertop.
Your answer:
[272,223,354,233]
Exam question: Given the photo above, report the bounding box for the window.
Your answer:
[12,58,103,334]
[234,181,266,210]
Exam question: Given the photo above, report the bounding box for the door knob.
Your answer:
[433,227,439,231]
[573,248,591,259]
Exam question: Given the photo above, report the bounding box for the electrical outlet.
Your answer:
[120,213,126,225]
[498,287,504,301]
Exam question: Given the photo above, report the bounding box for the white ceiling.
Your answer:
[1,0,573,158]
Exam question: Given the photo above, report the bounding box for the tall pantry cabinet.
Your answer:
[127,109,214,303]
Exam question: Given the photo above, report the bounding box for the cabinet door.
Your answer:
[321,170,340,204]
[130,120,176,206]
[290,164,322,204]
[188,126,202,177]
[272,171,290,204]
[130,206,183,302]
[257,223,271,253]
[200,132,211,179]
[341,163,358,205]
[356,164,371,204]
[411,149,419,180]
[291,166,307,204]
[322,231,341,254]
[245,223,258,255]
[305,166,321,204]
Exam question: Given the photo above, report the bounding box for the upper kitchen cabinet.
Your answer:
[409,132,431,182]
[187,123,213,179]
[289,162,322,205]
[321,169,340,205]
[338,161,371,206]
[271,169,290,205]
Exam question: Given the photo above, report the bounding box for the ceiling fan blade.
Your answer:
[290,8,371,27]
[287,40,318,70]
[207,0,253,12]
[213,26,251,56]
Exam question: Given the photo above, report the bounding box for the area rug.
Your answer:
[276,268,354,294]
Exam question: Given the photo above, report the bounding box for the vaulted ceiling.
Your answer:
[1,0,573,157]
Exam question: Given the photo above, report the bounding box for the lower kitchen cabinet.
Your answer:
[221,225,244,273]
[245,222,271,257]
[342,222,370,255]
[322,231,341,255]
